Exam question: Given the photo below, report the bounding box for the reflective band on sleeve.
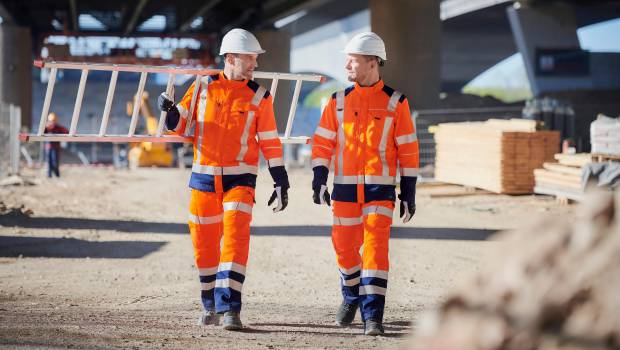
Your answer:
[312,158,330,168]
[333,216,363,226]
[387,91,402,112]
[314,126,337,140]
[400,168,419,176]
[188,213,223,225]
[258,130,279,140]
[223,201,253,214]
[362,205,393,218]
[396,133,417,145]
[177,104,189,118]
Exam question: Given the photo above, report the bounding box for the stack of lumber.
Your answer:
[590,114,620,156]
[434,119,560,194]
[533,153,589,201]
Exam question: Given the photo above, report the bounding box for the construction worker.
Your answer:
[44,113,69,178]
[311,32,419,336]
[157,28,289,331]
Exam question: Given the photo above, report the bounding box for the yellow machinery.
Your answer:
[126,92,174,168]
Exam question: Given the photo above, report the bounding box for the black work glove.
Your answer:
[398,194,416,223]
[268,186,288,212]
[157,92,175,112]
[313,185,331,206]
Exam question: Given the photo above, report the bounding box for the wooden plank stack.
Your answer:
[533,153,588,201]
[435,119,560,194]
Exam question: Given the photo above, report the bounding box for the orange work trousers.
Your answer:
[188,186,254,313]
[332,200,394,322]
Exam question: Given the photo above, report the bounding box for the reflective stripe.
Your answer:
[201,281,215,290]
[333,216,363,226]
[236,111,255,162]
[218,261,246,275]
[378,117,393,177]
[401,167,419,176]
[359,285,387,296]
[336,91,345,177]
[361,269,389,280]
[396,133,417,145]
[177,104,189,118]
[258,130,279,140]
[341,277,360,286]
[199,267,218,276]
[251,86,266,106]
[188,213,223,225]
[314,126,337,140]
[312,158,330,168]
[362,206,393,218]
[387,91,402,112]
[334,175,395,185]
[196,87,207,163]
[223,201,253,214]
[192,163,258,175]
[215,278,243,292]
[267,157,284,167]
[339,264,361,275]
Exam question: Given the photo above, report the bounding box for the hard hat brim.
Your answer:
[219,49,266,55]
[342,49,387,61]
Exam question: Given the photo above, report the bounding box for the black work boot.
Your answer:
[197,310,220,326]
[335,301,358,326]
[364,318,385,336]
[222,311,243,331]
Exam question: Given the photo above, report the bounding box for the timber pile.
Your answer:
[533,153,589,201]
[435,119,560,194]
[591,114,620,157]
[407,189,620,350]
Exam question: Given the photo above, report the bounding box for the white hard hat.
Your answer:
[219,28,266,55]
[343,32,387,61]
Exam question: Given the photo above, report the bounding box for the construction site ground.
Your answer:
[0,166,574,349]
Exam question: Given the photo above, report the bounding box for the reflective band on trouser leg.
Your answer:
[188,189,224,311]
[332,200,364,305]
[360,200,394,321]
[215,186,255,313]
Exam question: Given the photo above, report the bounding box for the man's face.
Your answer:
[226,53,259,80]
[345,54,375,83]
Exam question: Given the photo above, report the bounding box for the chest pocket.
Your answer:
[367,109,394,148]
[229,100,252,129]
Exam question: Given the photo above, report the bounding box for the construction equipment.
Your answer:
[125,91,174,168]
[21,61,325,145]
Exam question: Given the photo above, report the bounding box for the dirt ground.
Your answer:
[0,166,574,349]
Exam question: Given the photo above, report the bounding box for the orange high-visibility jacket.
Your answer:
[311,80,419,203]
[168,72,288,192]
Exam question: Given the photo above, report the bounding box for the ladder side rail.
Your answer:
[99,70,119,136]
[283,79,303,139]
[37,67,58,135]
[269,78,279,100]
[184,74,202,137]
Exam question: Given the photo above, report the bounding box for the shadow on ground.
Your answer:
[0,216,497,241]
[0,235,167,259]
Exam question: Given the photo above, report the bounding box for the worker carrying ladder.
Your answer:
[21,60,324,145]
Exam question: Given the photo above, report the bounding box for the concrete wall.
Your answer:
[0,25,32,128]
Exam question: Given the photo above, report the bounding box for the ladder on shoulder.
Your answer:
[21,60,325,144]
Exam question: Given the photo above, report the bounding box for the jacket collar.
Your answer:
[354,79,384,96]
[219,71,248,88]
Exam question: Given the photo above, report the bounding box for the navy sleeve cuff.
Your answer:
[165,106,180,131]
[399,176,417,203]
[269,165,289,189]
[312,166,329,190]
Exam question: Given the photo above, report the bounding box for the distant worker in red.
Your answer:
[157,28,289,331]
[311,32,419,336]
[44,112,69,178]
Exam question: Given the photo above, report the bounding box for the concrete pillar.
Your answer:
[0,25,32,129]
[507,3,589,95]
[370,0,441,109]
[256,29,292,133]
